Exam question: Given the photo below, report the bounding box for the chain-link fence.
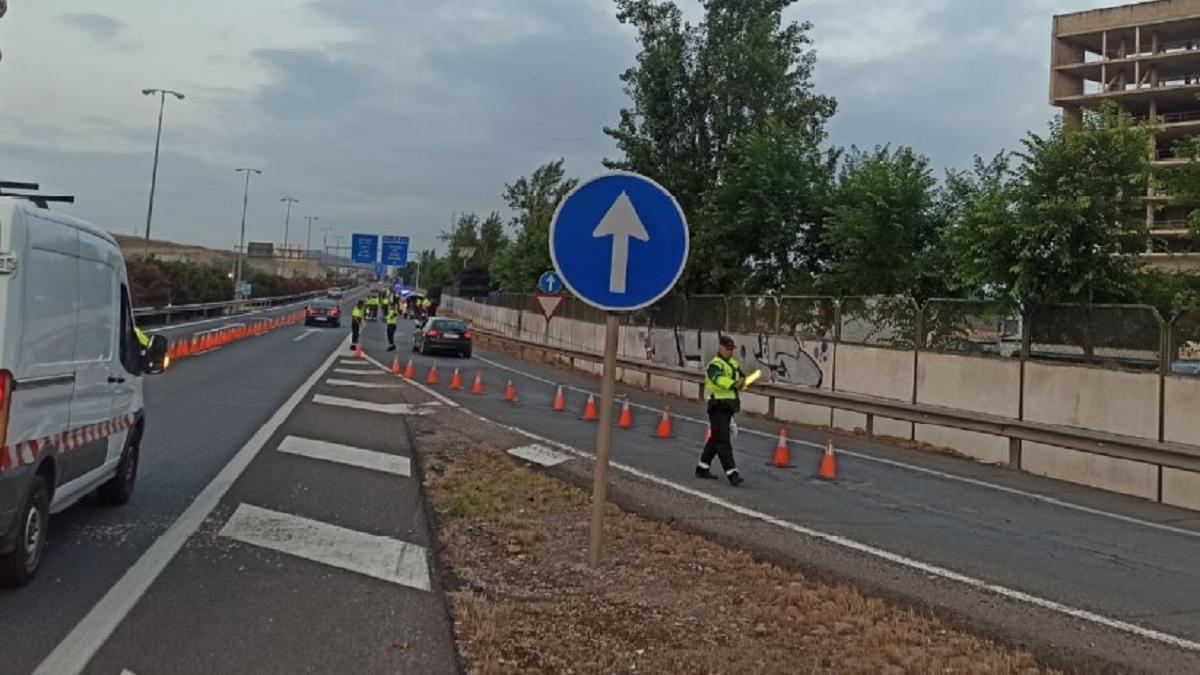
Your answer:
[727,296,778,334]
[778,297,837,341]
[839,296,919,348]
[1028,304,1163,370]
[922,300,1022,357]
[1170,310,1200,376]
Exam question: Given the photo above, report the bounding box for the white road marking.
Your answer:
[33,339,351,675]
[325,378,401,389]
[120,670,138,675]
[471,354,1200,542]
[338,359,375,366]
[508,444,570,467]
[391,358,1200,654]
[331,368,389,376]
[312,394,439,416]
[220,504,430,591]
[278,435,411,476]
[293,329,319,343]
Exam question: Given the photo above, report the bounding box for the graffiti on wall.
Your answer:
[643,327,827,387]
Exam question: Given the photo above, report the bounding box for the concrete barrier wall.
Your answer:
[1164,375,1200,446]
[915,353,1020,465]
[1024,362,1159,440]
[1023,443,1160,500]
[832,344,914,439]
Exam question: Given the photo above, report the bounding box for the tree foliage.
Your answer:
[489,160,578,292]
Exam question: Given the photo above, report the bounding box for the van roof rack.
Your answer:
[0,181,76,209]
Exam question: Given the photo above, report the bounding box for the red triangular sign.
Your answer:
[535,293,564,320]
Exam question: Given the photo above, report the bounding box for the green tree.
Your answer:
[820,146,948,299]
[606,0,835,293]
[1156,135,1200,243]
[946,106,1152,305]
[478,212,509,266]
[490,160,578,292]
[941,153,1018,298]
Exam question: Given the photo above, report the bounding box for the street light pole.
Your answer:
[280,196,298,250]
[321,226,333,266]
[141,88,185,257]
[234,167,262,299]
[305,216,320,259]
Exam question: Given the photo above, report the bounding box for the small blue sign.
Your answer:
[538,270,564,295]
[374,262,385,278]
[381,235,409,268]
[351,234,379,264]
[549,172,688,312]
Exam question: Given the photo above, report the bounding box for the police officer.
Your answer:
[365,294,379,321]
[385,303,399,351]
[697,335,745,486]
[350,300,366,350]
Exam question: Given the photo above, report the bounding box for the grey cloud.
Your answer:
[60,13,125,42]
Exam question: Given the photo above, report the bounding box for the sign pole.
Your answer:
[588,312,622,568]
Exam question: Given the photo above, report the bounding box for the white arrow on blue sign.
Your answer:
[538,270,564,295]
[549,171,688,312]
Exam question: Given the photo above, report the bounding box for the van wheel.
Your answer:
[99,432,139,505]
[0,476,50,588]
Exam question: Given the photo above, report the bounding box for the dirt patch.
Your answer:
[422,437,1053,675]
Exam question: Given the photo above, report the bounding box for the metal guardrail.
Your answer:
[133,290,334,326]
[472,329,1200,476]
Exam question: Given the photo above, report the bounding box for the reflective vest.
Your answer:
[135,326,150,348]
[366,297,379,307]
[351,306,365,320]
[704,355,741,402]
[385,309,398,326]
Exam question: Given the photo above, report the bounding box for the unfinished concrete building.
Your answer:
[1052,0,1200,269]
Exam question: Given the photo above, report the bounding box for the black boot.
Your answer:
[695,466,718,480]
[728,471,744,487]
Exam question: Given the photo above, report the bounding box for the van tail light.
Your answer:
[463,330,474,340]
[0,370,13,449]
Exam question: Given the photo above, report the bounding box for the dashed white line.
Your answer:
[293,329,319,342]
[331,368,390,376]
[33,338,351,675]
[388,353,1200,654]
[324,378,401,389]
[470,354,1200,542]
[220,504,430,591]
[278,435,411,477]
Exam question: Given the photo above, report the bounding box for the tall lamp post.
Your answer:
[304,216,320,260]
[321,226,334,266]
[234,167,263,299]
[280,196,299,250]
[141,88,185,257]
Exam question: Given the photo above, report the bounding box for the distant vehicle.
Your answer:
[413,318,472,358]
[305,298,341,327]
[1172,360,1200,376]
[0,193,168,588]
[326,287,343,299]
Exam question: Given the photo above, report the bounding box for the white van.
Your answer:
[0,194,167,587]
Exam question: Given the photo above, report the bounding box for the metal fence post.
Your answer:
[1013,305,1033,470]
[911,300,925,441]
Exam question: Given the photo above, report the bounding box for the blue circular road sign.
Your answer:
[538,270,564,295]
[549,172,688,312]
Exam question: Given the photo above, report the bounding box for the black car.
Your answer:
[413,318,472,357]
[305,298,342,327]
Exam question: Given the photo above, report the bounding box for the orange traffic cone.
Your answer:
[426,365,439,385]
[818,437,837,481]
[391,356,401,376]
[618,399,633,429]
[471,371,485,394]
[504,379,518,402]
[403,358,415,379]
[655,406,674,439]
[450,368,463,390]
[772,428,791,468]
[552,385,566,412]
[581,394,598,421]
[355,344,364,359]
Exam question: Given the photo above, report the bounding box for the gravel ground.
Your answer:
[419,432,1053,675]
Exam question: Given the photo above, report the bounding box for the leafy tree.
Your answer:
[490,160,578,292]
[946,106,1152,305]
[820,146,948,300]
[1158,135,1200,239]
[941,153,1018,298]
[606,0,835,293]
[478,212,509,266]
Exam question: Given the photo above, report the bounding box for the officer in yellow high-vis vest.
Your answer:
[697,335,745,486]
[350,300,366,350]
[385,304,399,352]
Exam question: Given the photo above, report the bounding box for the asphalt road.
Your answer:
[364,315,1200,670]
[0,290,458,675]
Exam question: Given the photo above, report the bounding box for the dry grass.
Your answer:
[424,442,1052,675]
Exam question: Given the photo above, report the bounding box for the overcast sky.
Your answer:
[0,0,1117,253]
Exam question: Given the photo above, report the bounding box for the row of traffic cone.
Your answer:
[386,354,841,480]
[165,310,306,364]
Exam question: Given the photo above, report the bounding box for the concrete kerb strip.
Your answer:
[363,353,1200,655]
[470,354,1200,543]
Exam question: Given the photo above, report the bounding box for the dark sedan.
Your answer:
[305,299,342,327]
[414,318,472,357]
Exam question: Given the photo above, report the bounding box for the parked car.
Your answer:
[305,298,341,327]
[413,318,472,357]
[0,194,168,587]
[326,287,342,299]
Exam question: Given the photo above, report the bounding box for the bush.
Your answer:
[127,258,232,308]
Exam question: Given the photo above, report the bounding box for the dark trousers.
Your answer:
[386,324,397,346]
[700,400,738,474]
[351,319,361,345]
